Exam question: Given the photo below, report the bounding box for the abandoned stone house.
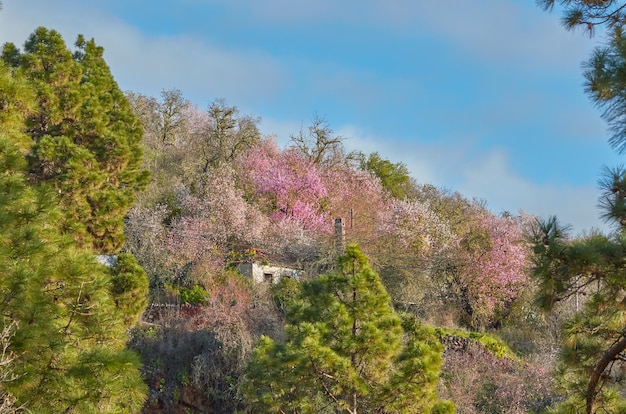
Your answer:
[237,263,302,284]
[236,217,346,284]
[97,217,346,285]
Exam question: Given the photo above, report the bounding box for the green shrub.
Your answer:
[180,285,208,305]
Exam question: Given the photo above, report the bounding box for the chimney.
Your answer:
[334,218,345,252]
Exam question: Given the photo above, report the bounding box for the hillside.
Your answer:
[4,12,626,412]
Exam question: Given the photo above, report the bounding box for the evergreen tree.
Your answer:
[530,221,626,413]
[358,151,414,200]
[109,252,149,329]
[535,3,626,412]
[0,59,146,412]
[584,26,626,154]
[242,244,453,414]
[1,27,149,254]
[529,167,626,413]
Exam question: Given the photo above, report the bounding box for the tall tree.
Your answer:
[290,116,352,169]
[199,99,260,172]
[529,166,626,413]
[458,212,528,328]
[530,221,626,413]
[373,198,455,307]
[242,244,453,414]
[0,60,146,412]
[239,138,330,232]
[536,3,626,412]
[1,27,149,253]
[124,89,199,207]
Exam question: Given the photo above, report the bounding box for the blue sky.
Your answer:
[1,0,622,233]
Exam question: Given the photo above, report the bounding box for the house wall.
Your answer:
[238,263,301,284]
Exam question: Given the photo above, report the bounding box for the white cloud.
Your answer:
[457,150,605,232]
[370,1,599,71]
[102,30,288,106]
[219,0,598,72]
[334,125,608,234]
[0,0,289,106]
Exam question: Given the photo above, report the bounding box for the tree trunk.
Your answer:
[586,335,626,414]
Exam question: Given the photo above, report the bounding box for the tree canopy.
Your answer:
[1,27,149,254]
[530,218,626,413]
[583,27,626,153]
[358,152,413,200]
[0,57,146,412]
[242,244,453,414]
[534,3,626,411]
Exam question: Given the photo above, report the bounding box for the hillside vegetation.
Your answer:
[5,5,626,411]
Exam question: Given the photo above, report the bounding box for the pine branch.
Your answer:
[586,333,626,413]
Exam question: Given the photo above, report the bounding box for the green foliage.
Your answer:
[435,327,518,360]
[430,402,456,414]
[242,244,451,413]
[1,27,149,254]
[537,0,626,34]
[109,252,150,328]
[468,333,509,359]
[358,151,413,199]
[0,62,33,144]
[270,276,301,313]
[179,284,208,305]
[530,215,626,413]
[533,7,626,411]
[0,30,147,413]
[583,27,626,154]
[0,134,146,412]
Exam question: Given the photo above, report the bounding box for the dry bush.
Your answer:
[439,342,561,413]
[130,273,283,413]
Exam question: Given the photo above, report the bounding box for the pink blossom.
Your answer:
[239,138,330,232]
[463,213,529,323]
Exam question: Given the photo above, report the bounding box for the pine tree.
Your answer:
[109,252,149,329]
[529,167,626,413]
[242,244,453,414]
[0,60,147,413]
[534,4,626,412]
[530,220,626,413]
[1,27,149,254]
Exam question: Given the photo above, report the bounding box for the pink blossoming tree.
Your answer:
[166,167,269,282]
[239,138,330,233]
[438,212,529,328]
